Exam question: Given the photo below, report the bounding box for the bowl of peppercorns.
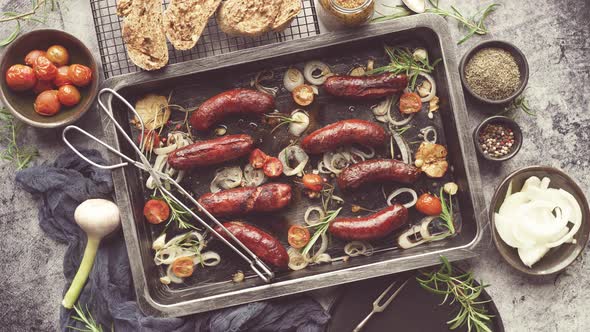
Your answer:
[473,116,522,161]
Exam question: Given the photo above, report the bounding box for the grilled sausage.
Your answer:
[198,183,292,217]
[329,204,408,240]
[323,73,408,99]
[168,134,254,170]
[300,119,388,154]
[214,221,289,269]
[337,158,421,190]
[190,89,275,131]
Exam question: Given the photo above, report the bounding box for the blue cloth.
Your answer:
[16,149,330,332]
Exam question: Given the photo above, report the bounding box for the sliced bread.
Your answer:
[117,0,169,71]
[272,0,302,32]
[217,0,280,37]
[164,0,222,50]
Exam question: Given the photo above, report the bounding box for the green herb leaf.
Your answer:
[0,22,20,46]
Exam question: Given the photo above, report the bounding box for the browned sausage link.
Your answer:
[323,73,408,99]
[168,134,254,170]
[214,221,289,269]
[337,158,421,190]
[300,119,388,154]
[328,204,408,240]
[190,89,275,131]
[198,183,292,217]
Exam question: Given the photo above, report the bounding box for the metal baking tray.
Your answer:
[100,14,488,317]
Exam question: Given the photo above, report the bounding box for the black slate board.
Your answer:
[327,270,504,332]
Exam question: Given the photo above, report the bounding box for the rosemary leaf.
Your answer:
[0,21,20,46]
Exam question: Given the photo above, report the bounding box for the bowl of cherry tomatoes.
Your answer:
[0,29,99,128]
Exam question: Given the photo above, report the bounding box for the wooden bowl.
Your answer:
[490,166,590,275]
[459,40,529,105]
[0,29,99,128]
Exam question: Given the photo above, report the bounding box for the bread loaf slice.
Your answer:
[164,0,222,50]
[217,0,280,37]
[117,0,169,71]
[272,0,301,32]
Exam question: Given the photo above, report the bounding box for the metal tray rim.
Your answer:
[100,13,489,317]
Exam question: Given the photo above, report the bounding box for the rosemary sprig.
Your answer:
[301,207,342,256]
[439,187,455,235]
[369,46,441,90]
[154,190,196,230]
[499,95,535,117]
[417,256,492,332]
[1,0,59,46]
[0,108,39,170]
[265,113,304,134]
[68,304,111,332]
[427,0,499,45]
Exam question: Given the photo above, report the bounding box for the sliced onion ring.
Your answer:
[279,145,309,176]
[288,248,310,271]
[305,206,325,226]
[387,188,418,209]
[418,73,437,102]
[303,61,331,85]
[283,68,304,92]
[420,126,437,144]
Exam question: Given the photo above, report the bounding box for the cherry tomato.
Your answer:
[34,90,61,116]
[171,256,194,278]
[34,55,58,81]
[399,92,422,114]
[288,225,311,249]
[33,79,55,94]
[46,45,70,66]
[292,84,314,106]
[415,193,442,216]
[68,64,92,87]
[24,50,47,66]
[54,66,72,87]
[249,148,269,169]
[143,199,170,224]
[302,174,323,192]
[57,84,81,107]
[263,157,283,178]
[5,64,37,91]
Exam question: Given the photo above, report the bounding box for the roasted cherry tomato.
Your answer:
[249,148,269,169]
[57,84,81,107]
[302,173,323,192]
[292,84,314,106]
[288,225,311,249]
[68,64,92,87]
[24,50,47,66]
[5,64,37,91]
[33,79,55,94]
[143,199,170,224]
[54,66,72,87]
[263,157,283,178]
[46,45,70,66]
[34,55,58,81]
[34,90,61,116]
[171,256,194,278]
[399,92,422,114]
[415,193,442,216]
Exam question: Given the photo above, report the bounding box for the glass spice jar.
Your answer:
[318,0,375,28]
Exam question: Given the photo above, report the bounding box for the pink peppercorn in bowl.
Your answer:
[473,116,523,162]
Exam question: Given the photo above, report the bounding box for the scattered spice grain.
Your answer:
[465,48,521,100]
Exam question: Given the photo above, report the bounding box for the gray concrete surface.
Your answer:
[0,0,588,331]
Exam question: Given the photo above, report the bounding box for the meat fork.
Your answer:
[352,278,410,332]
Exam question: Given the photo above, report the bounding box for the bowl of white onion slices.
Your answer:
[490,166,589,275]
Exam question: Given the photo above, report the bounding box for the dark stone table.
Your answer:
[0,0,588,330]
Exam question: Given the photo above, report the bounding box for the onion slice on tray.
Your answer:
[279,145,309,176]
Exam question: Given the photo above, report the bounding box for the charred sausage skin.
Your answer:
[214,221,289,269]
[190,89,275,131]
[168,134,254,170]
[323,73,408,99]
[337,158,421,190]
[328,204,408,240]
[198,183,292,217]
[300,119,388,154]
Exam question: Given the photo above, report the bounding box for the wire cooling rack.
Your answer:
[89,0,321,78]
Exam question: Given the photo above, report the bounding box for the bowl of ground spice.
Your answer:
[460,40,529,104]
[473,116,523,161]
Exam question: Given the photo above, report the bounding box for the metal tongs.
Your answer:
[62,88,274,282]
